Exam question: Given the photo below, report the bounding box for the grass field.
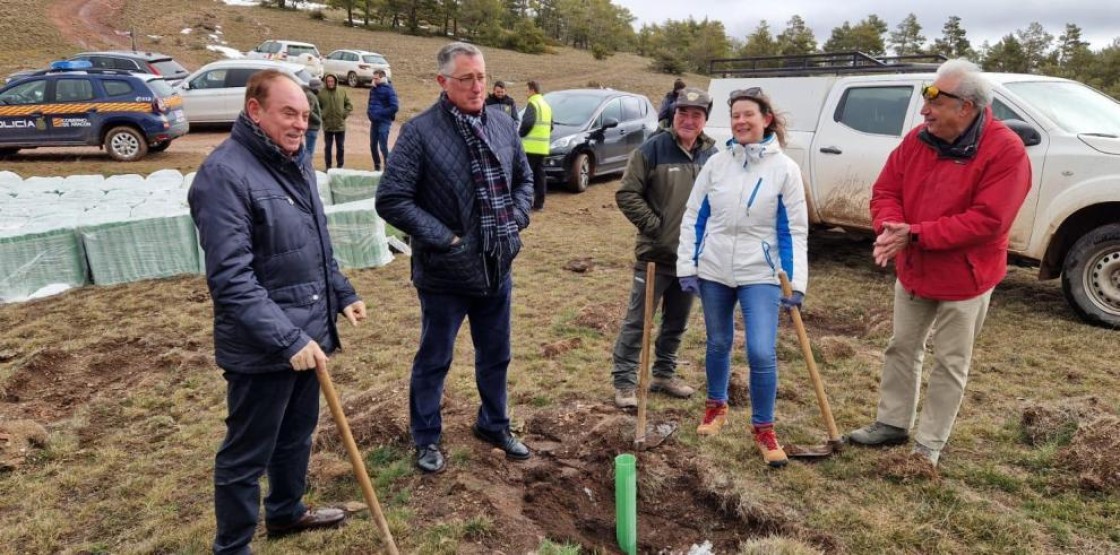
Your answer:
[1,2,1118,554]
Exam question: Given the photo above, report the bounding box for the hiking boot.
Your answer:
[847,421,910,446]
[649,376,695,398]
[752,424,788,468]
[912,442,941,466]
[614,387,638,409]
[696,400,729,436]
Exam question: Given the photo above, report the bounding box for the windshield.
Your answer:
[1005,81,1120,137]
[362,55,388,65]
[545,92,604,126]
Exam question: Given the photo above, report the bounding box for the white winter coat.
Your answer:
[676,136,810,294]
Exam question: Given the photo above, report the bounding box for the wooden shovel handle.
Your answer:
[635,261,656,446]
[316,365,401,555]
[777,271,841,443]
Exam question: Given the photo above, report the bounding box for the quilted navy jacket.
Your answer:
[376,99,533,296]
[189,115,360,374]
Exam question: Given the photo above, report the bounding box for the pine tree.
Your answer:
[776,15,817,55]
[932,15,974,60]
[889,13,926,56]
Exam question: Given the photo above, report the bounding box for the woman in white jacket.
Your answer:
[676,87,809,468]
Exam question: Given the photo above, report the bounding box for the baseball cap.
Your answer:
[674,87,712,117]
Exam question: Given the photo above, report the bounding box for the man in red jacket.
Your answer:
[846,59,1032,467]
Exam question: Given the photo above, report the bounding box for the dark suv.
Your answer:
[540,89,658,192]
[0,61,189,161]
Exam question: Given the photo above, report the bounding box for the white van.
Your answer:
[246,40,324,79]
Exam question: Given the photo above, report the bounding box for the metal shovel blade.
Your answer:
[786,439,844,459]
[634,421,679,450]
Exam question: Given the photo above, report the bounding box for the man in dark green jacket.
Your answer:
[610,87,718,408]
[316,74,353,169]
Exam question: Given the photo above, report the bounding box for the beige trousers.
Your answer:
[876,280,992,450]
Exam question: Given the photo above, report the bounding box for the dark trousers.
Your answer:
[323,131,345,169]
[527,153,546,209]
[611,266,695,388]
[410,277,513,446]
[213,370,319,555]
[371,121,391,170]
[304,129,318,167]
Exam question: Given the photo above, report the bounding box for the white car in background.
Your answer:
[176,59,312,124]
[322,49,392,87]
[245,40,324,78]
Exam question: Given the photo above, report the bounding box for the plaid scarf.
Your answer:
[442,94,521,258]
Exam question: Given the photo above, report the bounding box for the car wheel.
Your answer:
[1061,223,1120,328]
[104,126,148,162]
[567,152,591,193]
[347,71,359,87]
[149,140,172,153]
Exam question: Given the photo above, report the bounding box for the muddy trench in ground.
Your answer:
[317,385,832,552]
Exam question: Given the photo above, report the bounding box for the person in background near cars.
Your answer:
[188,69,368,555]
[846,59,1031,467]
[318,74,353,169]
[302,77,322,166]
[485,80,518,124]
[519,80,552,210]
[610,87,718,410]
[375,42,535,474]
[657,78,686,129]
[367,68,399,171]
[677,87,808,469]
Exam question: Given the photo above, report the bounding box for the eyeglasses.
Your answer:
[728,87,764,105]
[921,85,963,102]
[443,73,487,86]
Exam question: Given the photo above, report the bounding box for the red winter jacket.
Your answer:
[870,108,1032,301]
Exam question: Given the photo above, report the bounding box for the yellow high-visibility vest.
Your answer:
[522,93,552,155]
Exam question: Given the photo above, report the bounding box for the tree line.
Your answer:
[265,1,1120,98]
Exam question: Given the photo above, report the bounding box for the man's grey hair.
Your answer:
[437,42,483,75]
[937,58,991,110]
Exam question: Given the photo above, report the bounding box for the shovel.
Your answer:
[633,262,678,450]
[778,271,843,459]
[315,363,401,554]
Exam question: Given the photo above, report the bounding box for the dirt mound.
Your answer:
[0,419,48,471]
[573,302,625,335]
[1058,416,1120,493]
[309,392,834,552]
[875,450,940,482]
[541,337,583,358]
[1020,396,1106,446]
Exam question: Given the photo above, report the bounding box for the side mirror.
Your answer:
[1003,119,1042,147]
[601,117,620,130]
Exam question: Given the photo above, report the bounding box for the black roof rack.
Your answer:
[19,67,143,79]
[708,51,947,78]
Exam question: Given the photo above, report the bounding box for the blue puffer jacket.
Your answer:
[367,83,399,123]
[376,98,533,296]
[189,114,360,374]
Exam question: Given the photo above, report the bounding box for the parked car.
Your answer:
[245,40,324,78]
[6,50,190,87]
[322,49,392,87]
[706,52,1120,327]
[0,60,187,161]
[540,88,658,192]
[176,59,312,125]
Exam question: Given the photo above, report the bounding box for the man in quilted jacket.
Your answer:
[376,42,534,474]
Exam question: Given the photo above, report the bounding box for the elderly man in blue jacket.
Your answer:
[376,42,534,474]
[189,69,367,555]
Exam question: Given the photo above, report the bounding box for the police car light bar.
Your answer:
[50,60,94,71]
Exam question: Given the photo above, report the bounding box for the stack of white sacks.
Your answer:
[0,168,393,303]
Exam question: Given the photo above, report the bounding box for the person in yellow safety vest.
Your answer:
[519,80,552,210]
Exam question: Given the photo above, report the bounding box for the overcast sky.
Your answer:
[611,1,1119,51]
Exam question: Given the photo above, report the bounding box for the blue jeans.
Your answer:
[370,120,391,170]
[324,130,345,168]
[304,129,318,167]
[698,280,780,425]
[213,370,319,554]
[410,277,513,446]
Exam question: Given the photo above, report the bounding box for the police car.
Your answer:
[0,60,189,161]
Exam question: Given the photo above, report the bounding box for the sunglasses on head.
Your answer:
[728,87,764,105]
[921,85,963,102]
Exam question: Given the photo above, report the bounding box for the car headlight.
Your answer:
[550,135,577,150]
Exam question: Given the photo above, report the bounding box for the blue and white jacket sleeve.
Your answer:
[676,159,716,278]
[775,158,810,294]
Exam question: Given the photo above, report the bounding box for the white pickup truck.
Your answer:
[704,53,1120,327]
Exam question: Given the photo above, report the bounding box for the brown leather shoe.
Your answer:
[266,508,346,538]
[649,376,695,398]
